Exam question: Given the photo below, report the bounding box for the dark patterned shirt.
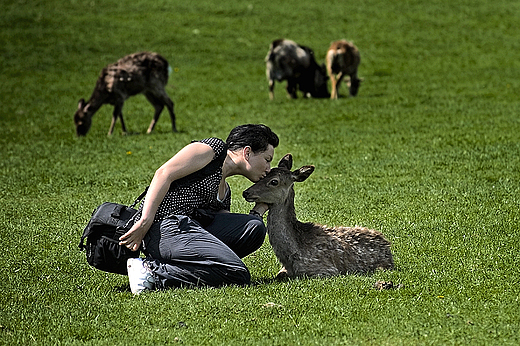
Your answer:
[139,137,231,223]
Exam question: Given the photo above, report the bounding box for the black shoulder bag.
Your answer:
[79,189,147,275]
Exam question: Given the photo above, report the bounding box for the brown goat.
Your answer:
[74,52,176,136]
[243,154,394,279]
[325,40,362,99]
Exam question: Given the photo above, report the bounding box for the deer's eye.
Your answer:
[269,179,279,186]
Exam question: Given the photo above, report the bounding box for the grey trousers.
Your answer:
[142,213,266,289]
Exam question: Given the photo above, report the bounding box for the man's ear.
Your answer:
[243,146,252,161]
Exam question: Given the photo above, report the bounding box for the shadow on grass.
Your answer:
[252,268,401,289]
[113,278,282,294]
[112,268,400,294]
[114,284,131,293]
[251,277,282,286]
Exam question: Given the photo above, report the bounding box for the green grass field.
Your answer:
[1,0,519,344]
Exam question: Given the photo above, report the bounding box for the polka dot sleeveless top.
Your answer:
[140,137,231,223]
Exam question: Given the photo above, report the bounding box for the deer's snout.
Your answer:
[242,189,257,202]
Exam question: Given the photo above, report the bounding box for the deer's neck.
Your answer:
[267,187,299,227]
[86,83,110,113]
[266,187,303,265]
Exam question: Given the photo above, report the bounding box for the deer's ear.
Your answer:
[292,165,315,182]
[77,99,85,110]
[278,153,293,170]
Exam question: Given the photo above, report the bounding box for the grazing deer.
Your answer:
[243,154,393,279]
[325,40,362,99]
[74,52,176,136]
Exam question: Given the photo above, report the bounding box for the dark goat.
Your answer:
[265,39,330,100]
[74,52,176,136]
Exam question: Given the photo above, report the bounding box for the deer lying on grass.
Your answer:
[243,154,394,279]
[325,40,362,100]
[74,52,176,136]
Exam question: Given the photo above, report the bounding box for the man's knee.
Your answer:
[224,264,251,286]
[236,218,266,257]
[247,217,267,237]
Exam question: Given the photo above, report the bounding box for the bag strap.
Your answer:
[130,187,148,209]
[118,186,149,233]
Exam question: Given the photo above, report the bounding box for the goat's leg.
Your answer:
[268,79,275,100]
[332,72,344,100]
[348,71,361,96]
[326,52,337,99]
[329,74,338,99]
[286,79,297,99]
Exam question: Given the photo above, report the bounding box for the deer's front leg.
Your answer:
[275,266,289,280]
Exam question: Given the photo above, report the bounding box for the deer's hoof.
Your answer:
[275,268,289,281]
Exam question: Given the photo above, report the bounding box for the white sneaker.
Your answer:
[127,258,155,295]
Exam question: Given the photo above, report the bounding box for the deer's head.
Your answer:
[243,154,315,205]
[74,99,93,136]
